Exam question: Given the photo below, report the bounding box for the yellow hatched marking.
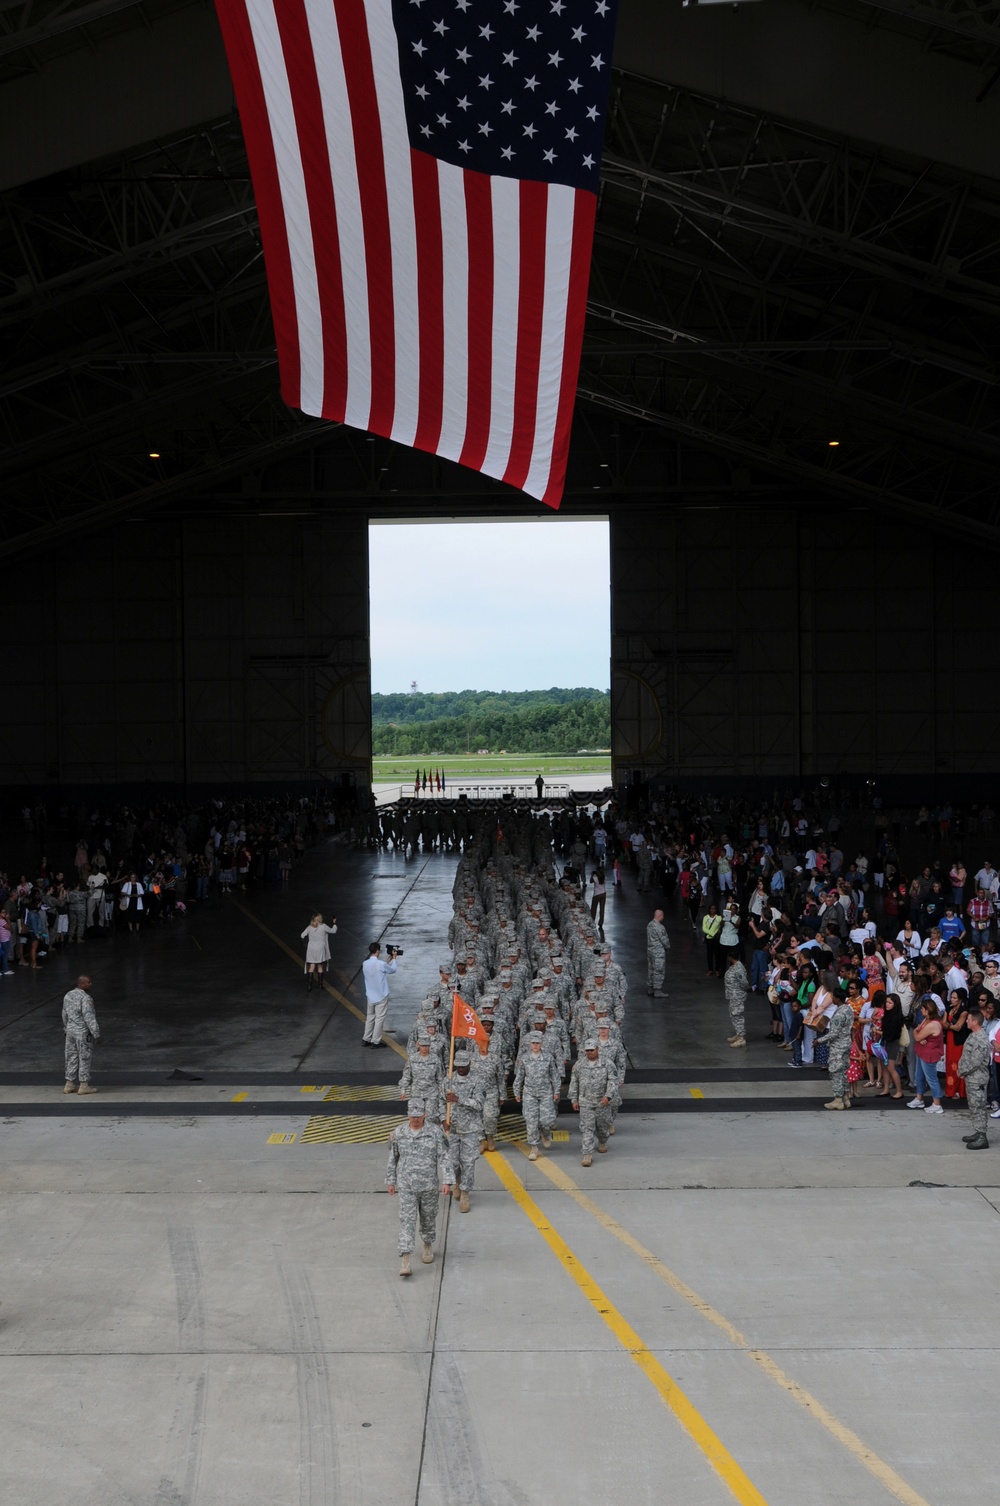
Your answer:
[322,1084,399,1102]
[488,1150,769,1506]
[266,1132,297,1145]
[231,1092,247,1102]
[300,1114,405,1144]
[521,1147,933,1506]
[300,1086,322,1094]
[689,1088,704,1099]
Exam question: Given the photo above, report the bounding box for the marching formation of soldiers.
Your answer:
[387,810,629,1273]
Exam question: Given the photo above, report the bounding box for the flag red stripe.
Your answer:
[411,150,444,455]
[214,0,301,407]
[502,179,549,493]
[271,0,348,420]
[543,189,596,508]
[458,170,494,474]
[332,0,396,435]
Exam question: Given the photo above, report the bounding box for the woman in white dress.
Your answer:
[301,913,338,990]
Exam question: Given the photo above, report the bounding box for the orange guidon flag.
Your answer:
[451,992,490,1056]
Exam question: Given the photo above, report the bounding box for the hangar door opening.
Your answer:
[369,518,610,802]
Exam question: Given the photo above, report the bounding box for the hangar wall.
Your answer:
[1,512,371,791]
[610,506,1000,793]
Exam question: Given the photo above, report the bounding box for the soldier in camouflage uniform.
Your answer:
[724,953,750,1048]
[445,1050,485,1211]
[478,1020,509,1152]
[958,1009,992,1148]
[67,883,88,945]
[62,976,99,1094]
[569,1039,617,1166]
[513,1031,561,1161]
[386,1099,454,1276]
[596,1020,627,1134]
[646,910,670,997]
[398,1035,445,1120]
[823,996,856,1109]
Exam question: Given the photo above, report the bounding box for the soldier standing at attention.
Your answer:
[386,1099,453,1277]
[724,952,750,1049]
[513,1030,562,1162]
[445,1050,485,1212]
[958,1009,992,1149]
[646,909,670,998]
[62,975,100,1094]
[569,1039,617,1167]
[823,992,856,1110]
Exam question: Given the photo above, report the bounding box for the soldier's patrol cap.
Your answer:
[439,960,453,974]
[416,1031,431,1044]
[597,1022,611,1032]
[454,1049,471,1065]
[528,1031,544,1043]
[583,1038,599,1051]
[407,1099,426,1115]
[551,956,564,968]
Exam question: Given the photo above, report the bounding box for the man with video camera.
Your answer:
[362,940,401,1050]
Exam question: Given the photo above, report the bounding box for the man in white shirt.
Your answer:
[85,870,108,929]
[362,942,398,1049]
[975,863,999,900]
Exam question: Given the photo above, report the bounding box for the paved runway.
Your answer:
[0,835,993,1504]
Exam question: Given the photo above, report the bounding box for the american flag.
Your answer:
[214,0,618,507]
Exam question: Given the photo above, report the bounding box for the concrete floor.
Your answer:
[0,836,993,1504]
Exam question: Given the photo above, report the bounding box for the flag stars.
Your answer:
[479,73,493,88]
[551,0,565,11]
[412,38,427,55]
[478,120,493,135]
[454,0,470,8]
[524,74,539,90]
[523,121,537,137]
[595,0,609,12]
[479,22,494,38]
[590,53,604,68]
[501,98,516,113]
[432,18,448,34]
[502,49,518,65]
[543,147,556,162]
[567,77,581,93]
[455,45,470,61]
[458,139,471,152]
[503,0,519,10]
[434,67,450,83]
[457,94,470,109]
[415,83,429,99]
[582,153,594,168]
[525,23,541,39]
[437,112,451,126]
[586,104,599,120]
[571,24,586,40]
[501,145,515,160]
[544,99,559,115]
[420,123,432,135]
[565,125,578,140]
[548,50,562,65]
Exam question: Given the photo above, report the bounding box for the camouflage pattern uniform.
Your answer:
[62,985,99,1084]
[386,1107,454,1255]
[826,1000,855,1101]
[724,960,750,1039]
[479,1037,509,1144]
[569,1050,618,1158]
[646,918,670,993]
[398,1049,445,1121]
[513,1040,562,1147]
[445,1064,485,1192]
[958,1028,992,1137]
[67,888,88,943]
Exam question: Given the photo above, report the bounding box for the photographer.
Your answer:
[362,941,399,1050]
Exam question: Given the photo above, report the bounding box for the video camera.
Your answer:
[386,945,404,957]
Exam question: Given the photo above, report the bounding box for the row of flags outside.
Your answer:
[414,768,446,793]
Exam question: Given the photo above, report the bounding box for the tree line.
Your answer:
[371,689,611,755]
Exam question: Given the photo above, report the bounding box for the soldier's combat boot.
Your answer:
[597,1144,608,1153]
[459,1191,471,1213]
[728,1037,746,1048]
[609,1123,615,1135]
[399,1254,412,1277]
[452,1184,461,1198]
[421,1242,434,1264]
[963,1132,980,1142]
[581,1154,593,1166]
[966,1133,990,1149]
[485,1136,496,1152]
[824,1097,845,1110]
[63,1081,76,1094]
[77,1083,97,1095]
[540,1131,552,1148]
[479,1138,488,1154]
[528,1146,539,1161]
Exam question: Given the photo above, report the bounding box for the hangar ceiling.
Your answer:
[3,0,1000,556]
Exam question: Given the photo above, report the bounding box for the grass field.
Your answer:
[371,753,611,780]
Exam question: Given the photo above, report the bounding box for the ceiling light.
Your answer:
[148,451,161,458]
[828,440,840,447]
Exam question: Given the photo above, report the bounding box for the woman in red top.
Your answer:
[909,1000,945,1112]
[943,987,970,1100]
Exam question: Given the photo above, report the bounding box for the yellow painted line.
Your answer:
[488,1150,769,1506]
[300,1086,319,1094]
[689,1088,704,1099]
[266,1132,297,1145]
[231,1092,247,1102]
[229,899,406,1059]
[521,1149,932,1506]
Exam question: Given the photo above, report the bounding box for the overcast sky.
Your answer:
[369,520,610,693]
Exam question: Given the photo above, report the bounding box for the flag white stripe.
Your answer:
[436,159,470,463]
[480,174,521,482]
[302,0,371,430]
[364,0,421,450]
[522,182,575,502]
[244,0,325,413]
